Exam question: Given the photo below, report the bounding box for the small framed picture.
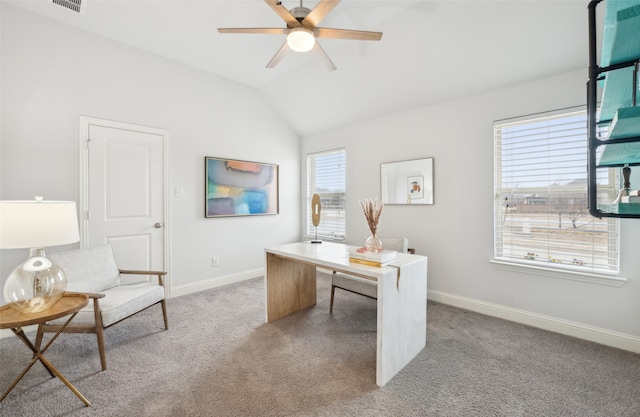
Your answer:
[408,176,424,199]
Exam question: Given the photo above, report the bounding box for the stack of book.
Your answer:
[348,247,397,267]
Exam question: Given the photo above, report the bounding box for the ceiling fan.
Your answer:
[217,0,383,71]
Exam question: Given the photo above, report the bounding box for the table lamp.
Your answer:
[0,197,80,314]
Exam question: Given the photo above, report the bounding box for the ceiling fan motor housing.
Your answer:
[290,6,311,22]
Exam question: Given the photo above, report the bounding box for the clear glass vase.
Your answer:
[365,234,383,252]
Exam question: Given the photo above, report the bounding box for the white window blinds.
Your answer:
[494,108,619,273]
[306,149,346,241]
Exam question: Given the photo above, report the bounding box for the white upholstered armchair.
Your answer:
[34,245,168,370]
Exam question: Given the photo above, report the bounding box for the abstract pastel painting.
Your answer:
[205,157,279,217]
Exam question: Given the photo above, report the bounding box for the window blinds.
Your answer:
[494,108,619,273]
[306,149,346,240]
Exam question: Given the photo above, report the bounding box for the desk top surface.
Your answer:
[265,241,426,277]
[0,293,89,328]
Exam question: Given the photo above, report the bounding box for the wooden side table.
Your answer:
[0,292,91,406]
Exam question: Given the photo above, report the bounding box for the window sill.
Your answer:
[489,259,627,287]
[303,236,346,244]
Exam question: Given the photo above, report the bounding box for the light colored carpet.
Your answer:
[1,273,639,417]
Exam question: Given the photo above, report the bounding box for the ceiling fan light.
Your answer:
[287,28,315,53]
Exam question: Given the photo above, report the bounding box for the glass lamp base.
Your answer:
[3,248,67,314]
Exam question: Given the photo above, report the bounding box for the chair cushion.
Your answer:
[51,245,121,293]
[333,273,377,298]
[48,282,165,327]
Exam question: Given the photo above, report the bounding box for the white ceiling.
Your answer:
[5,0,597,136]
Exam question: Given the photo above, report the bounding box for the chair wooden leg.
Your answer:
[96,326,107,371]
[91,298,107,371]
[160,300,169,330]
[330,285,336,313]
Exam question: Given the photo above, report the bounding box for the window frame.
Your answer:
[492,107,624,286]
[305,148,346,242]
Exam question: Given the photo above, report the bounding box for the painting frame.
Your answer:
[205,157,279,218]
[380,157,434,205]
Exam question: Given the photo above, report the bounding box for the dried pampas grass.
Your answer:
[359,198,383,235]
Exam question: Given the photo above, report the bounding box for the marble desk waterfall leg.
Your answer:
[376,260,427,386]
[264,244,427,387]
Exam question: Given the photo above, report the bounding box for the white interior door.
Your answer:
[79,117,169,285]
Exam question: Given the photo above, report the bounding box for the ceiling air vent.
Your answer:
[49,0,85,14]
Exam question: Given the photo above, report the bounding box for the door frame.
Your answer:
[79,116,170,295]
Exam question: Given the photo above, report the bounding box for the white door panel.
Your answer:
[80,118,168,287]
[105,139,151,219]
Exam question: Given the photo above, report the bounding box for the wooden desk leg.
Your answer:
[265,253,317,322]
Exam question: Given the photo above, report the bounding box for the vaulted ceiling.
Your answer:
[5,0,599,135]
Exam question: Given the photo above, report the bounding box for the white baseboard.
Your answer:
[169,268,264,299]
[428,289,640,354]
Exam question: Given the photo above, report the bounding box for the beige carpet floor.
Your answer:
[1,273,639,416]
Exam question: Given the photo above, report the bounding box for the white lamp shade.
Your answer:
[0,200,80,249]
[287,28,315,52]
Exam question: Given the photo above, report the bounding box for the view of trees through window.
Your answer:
[494,109,619,272]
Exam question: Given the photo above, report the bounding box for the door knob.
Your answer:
[154,223,163,228]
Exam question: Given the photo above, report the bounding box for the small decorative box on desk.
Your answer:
[348,247,397,267]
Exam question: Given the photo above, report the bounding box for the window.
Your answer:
[494,108,619,275]
[306,149,346,241]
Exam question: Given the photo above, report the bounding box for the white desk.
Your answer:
[264,241,427,387]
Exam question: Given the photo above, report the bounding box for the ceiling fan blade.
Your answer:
[218,28,288,35]
[312,42,337,72]
[315,27,383,41]
[264,0,301,28]
[302,0,340,28]
[266,41,290,69]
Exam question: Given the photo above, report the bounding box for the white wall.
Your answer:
[301,69,640,346]
[0,5,301,298]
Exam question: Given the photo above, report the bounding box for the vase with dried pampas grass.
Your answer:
[360,198,384,252]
